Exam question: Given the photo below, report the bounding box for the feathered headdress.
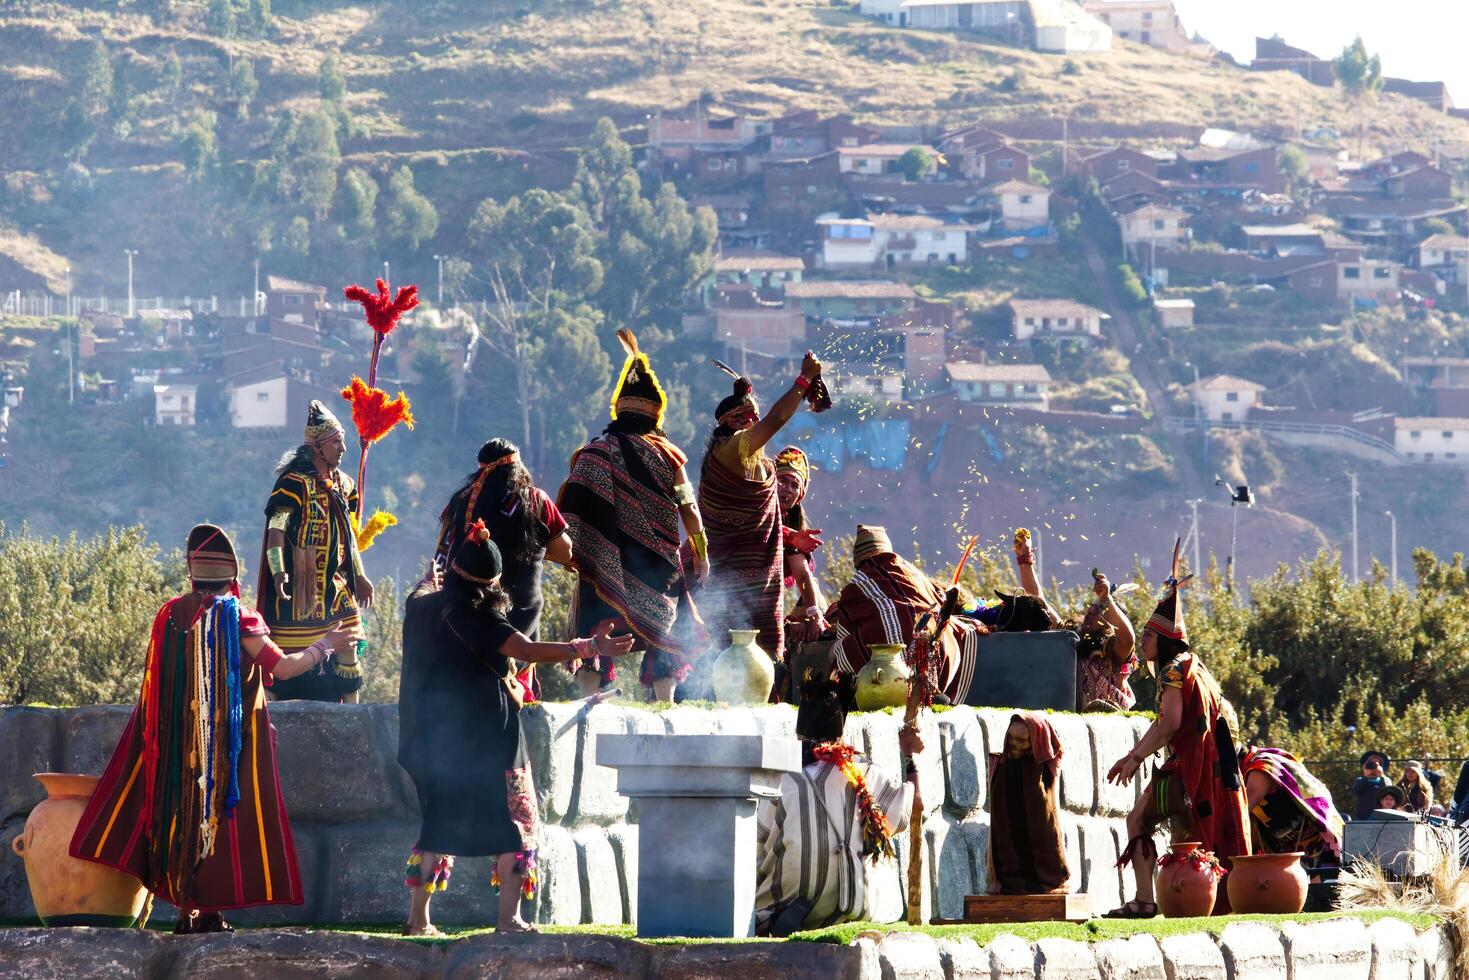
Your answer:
[1146,537,1194,644]
[610,328,667,426]
[712,358,758,425]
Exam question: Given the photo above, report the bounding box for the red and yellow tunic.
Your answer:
[70,595,303,912]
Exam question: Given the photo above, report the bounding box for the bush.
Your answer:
[1116,262,1147,305]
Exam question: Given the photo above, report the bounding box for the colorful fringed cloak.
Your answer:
[1142,652,1251,908]
[698,437,785,659]
[826,552,983,704]
[558,431,696,658]
[1241,747,1345,869]
[987,713,1070,895]
[71,595,303,912]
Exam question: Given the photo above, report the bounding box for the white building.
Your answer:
[860,0,1110,51]
[1153,297,1195,328]
[227,373,291,430]
[1395,418,1469,464]
[153,382,198,427]
[1081,0,1189,52]
[945,362,1052,409]
[1009,299,1108,341]
[1191,374,1264,422]
[1414,234,1469,285]
[1032,0,1113,52]
[818,214,974,269]
[1118,203,1189,254]
[988,180,1051,230]
[835,144,928,176]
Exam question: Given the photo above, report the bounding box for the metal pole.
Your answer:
[433,254,444,308]
[1348,472,1360,582]
[124,249,137,318]
[1228,500,1239,593]
[1386,509,1397,586]
[253,257,260,316]
[1188,498,1202,577]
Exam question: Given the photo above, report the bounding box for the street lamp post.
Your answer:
[124,249,138,318]
[64,265,74,405]
[1385,510,1397,586]
[432,254,444,308]
[1216,479,1254,592]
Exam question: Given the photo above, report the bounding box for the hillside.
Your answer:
[4,0,1469,292]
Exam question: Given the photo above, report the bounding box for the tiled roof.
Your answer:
[836,144,927,158]
[265,275,326,293]
[1417,234,1469,251]
[945,361,1052,383]
[988,180,1048,194]
[1008,299,1107,319]
[714,251,805,273]
[784,280,917,299]
[1197,374,1264,392]
[1395,417,1469,431]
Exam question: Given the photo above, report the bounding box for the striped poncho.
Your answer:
[699,436,785,660]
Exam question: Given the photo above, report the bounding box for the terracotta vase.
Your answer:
[1226,852,1309,914]
[854,644,911,710]
[11,773,148,927]
[1153,841,1219,918]
[712,629,775,705]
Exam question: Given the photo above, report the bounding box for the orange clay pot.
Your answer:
[11,773,148,927]
[1154,842,1219,918]
[1226,852,1309,915]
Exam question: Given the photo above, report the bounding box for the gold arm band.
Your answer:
[673,481,696,507]
[690,531,708,562]
[267,509,291,532]
[266,546,287,576]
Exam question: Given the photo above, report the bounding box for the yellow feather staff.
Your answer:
[350,510,399,553]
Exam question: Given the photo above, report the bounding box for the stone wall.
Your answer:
[0,916,1453,980]
[0,702,1160,927]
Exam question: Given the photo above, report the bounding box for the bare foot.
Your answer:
[496,916,538,934]
[403,923,443,937]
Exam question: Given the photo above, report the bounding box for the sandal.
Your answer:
[1104,900,1158,919]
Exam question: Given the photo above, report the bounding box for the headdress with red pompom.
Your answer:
[712,358,758,425]
[449,517,503,586]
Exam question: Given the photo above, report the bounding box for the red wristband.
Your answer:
[794,374,812,392]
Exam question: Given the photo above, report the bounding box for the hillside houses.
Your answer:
[1009,299,1108,342]
[1080,0,1190,52]
[857,0,1111,52]
[817,214,977,268]
[946,362,1053,409]
[1191,375,1264,422]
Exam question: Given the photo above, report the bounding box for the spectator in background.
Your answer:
[1400,761,1433,814]
[1377,785,1407,812]
[1351,751,1391,821]
[1449,760,1469,824]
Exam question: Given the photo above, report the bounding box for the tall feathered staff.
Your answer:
[341,278,419,549]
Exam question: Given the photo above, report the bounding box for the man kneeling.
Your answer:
[754,671,922,935]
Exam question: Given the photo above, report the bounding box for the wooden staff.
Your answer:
[904,535,978,924]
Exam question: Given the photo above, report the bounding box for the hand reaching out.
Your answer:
[593,620,637,659]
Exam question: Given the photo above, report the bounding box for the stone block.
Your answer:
[1417,925,1455,980]
[1367,916,1421,980]
[878,827,917,925]
[532,823,583,926]
[1034,936,1099,979]
[0,709,60,823]
[877,931,945,980]
[915,713,945,817]
[172,931,436,979]
[926,813,974,921]
[1059,812,1084,897]
[663,705,723,735]
[370,702,420,814]
[1093,934,1166,979]
[988,932,1040,980]
[321,821,421,922]
[958,818,992,897]
[574,826,623,924]
[229,825,323,927]
[1091,715,1142,816]
[859,712,904,777]
[1279,918,1373,980]
[572,705,633,826]
[443,932,653,980]
[938,709,985,815]
[649,940,870,980]
[0,817,35,922]
[1132,717,1158,800]
[1076,815,1122,917]
[1218,922,1288,980]
[746,704,798,738]
[1158,932,1227,980]
[936,937,990,980]
[60,705,131,778]
[0,927,164,979]
[606,823,638,924]
[269,702,400,822]
[1046,713,1096,815]
[519,700,583,824]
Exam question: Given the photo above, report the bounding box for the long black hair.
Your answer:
[275,443,316,476]
[605,414,663,438]
[442,438,542,564]
[443,573,512,618]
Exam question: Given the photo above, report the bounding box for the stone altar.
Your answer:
[596,733,800,938]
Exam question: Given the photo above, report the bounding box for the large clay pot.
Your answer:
[11,773,148,927]
[854,644,911,710]
[1226,852,1309,914]
[1154,841,1219,918]
[712,629,775,705]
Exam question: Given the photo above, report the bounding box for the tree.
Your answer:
[318,53,346,102]
[228,58,259,120]
[81,41,113,117]
[281,214,312,257]
[1278,144,1311,202]
[896,146,935,181]
[159,51,183,110]
[1334,36,1383,159]
[58,99,96,163]
[180,109,218,179]
[206,0,237,38]
[382,164,439,251]
[240,0,272,37]
[338,166,379,241]
[272,107,341,220]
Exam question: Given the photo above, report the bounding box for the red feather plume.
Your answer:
[343,278,419,337]
[341,376,415,444]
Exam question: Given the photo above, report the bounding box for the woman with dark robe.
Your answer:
[435,438,573,696]
[398,520,634,935]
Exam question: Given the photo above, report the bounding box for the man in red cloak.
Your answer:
[1102,545,1250,917]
